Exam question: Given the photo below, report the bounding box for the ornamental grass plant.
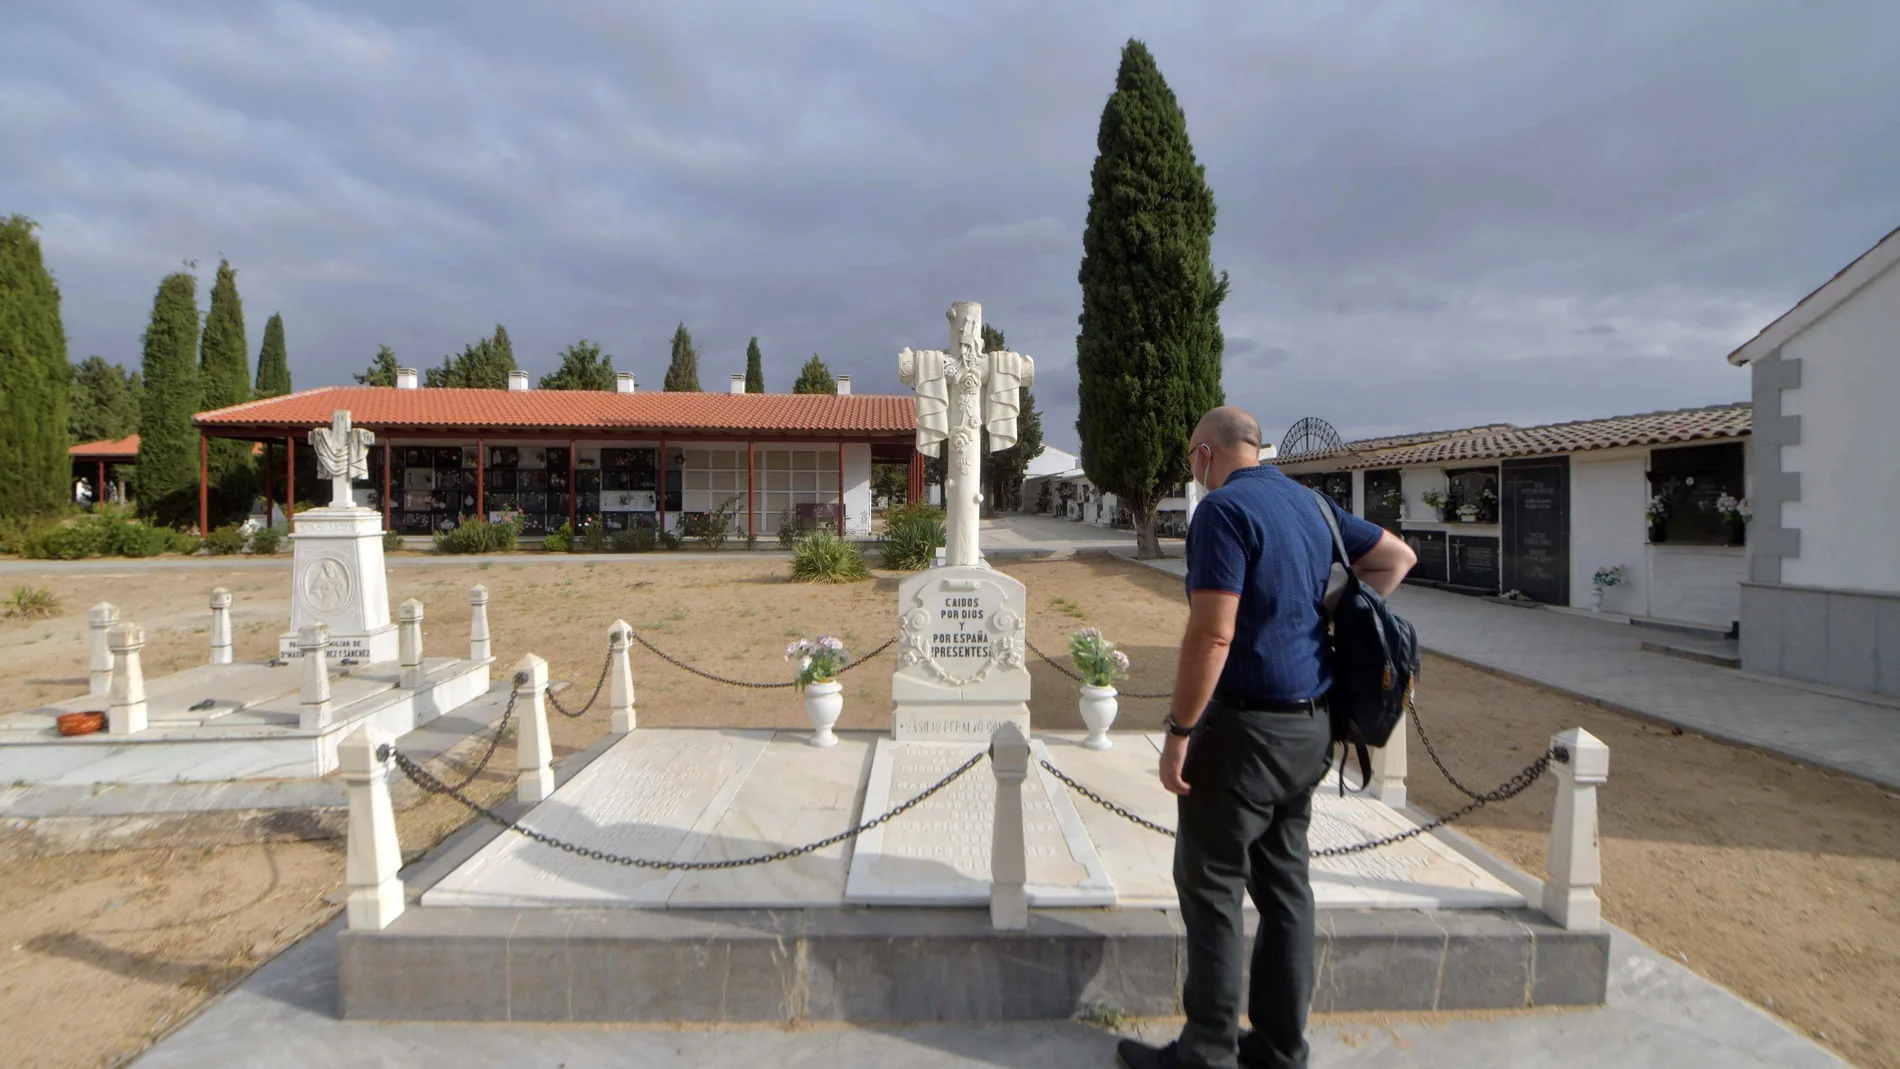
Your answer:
[790,528,868,583]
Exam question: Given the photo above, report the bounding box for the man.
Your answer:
[1118,407,1417,1069]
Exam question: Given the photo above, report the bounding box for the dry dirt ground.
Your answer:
[1,554,1895,1069]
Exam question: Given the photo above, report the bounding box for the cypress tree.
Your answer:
[663,323,701,391]
[255,312,290,397]
[199,259,254,516]
[1075,39,1228,558]
[792,354,836,395]
[69,356,142,445]
[744,337,765,393]
[424,328,516,388]
[538,340,616,390]
[136,271,202,523]
[0,215,72,519]
[355,345,400,386]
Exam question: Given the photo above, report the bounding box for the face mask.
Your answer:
[1191,444,1212,491]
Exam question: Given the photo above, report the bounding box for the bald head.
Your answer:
[1193,406,1263,455]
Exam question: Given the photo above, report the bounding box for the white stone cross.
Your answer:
[898,302,1035,568]
[310,409,376,509]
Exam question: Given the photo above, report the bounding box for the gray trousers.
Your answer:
[1173,699,1333,1069]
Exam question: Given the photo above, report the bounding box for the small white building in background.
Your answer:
[1274,407,1753,632]
[1726,224,1900,698]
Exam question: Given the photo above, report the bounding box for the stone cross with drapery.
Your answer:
[309,409,376,509]
[898,302,1035,568]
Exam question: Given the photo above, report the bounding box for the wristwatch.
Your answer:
[1164,715,1195,738]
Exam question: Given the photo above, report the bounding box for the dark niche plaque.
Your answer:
[1403,529,1448,584]
[1449,535,1500,591]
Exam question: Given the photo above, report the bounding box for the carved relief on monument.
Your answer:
[896,575,1027,688]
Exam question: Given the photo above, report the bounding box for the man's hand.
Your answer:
[1159,734,1191,796]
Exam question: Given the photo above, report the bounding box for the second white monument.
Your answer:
[281,409,398,662]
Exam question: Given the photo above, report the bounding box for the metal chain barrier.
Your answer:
[627,632,897,689]
[436,686,518,794]
[1025,638,1172,700]
[546,645,616,719]
[1038,744,1562,858]
[381,742,986,871]
[1408,703,1496,803]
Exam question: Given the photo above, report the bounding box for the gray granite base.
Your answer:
[337,904,1607,1022]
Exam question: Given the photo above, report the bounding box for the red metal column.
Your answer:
[657,436,667,533]
[97,460,106,509]
[475,438,485,521]
[567,438,577,531]
[747,440,756,539]
[908,449,924,504]
[198,435,209,534]
[287,436,296,533]
[263,449,273,527]
[382,441,392,530]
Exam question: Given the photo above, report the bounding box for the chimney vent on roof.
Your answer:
[729,373,745,395]
[395,367,418,390]
[836,375,851,396]
[508,370,529,392]
[616,371,636,394]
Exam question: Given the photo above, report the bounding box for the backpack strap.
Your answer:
[1309,489,1359,612]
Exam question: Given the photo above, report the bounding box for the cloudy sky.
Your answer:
[6,1,1897,451]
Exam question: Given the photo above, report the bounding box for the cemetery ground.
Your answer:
[0,555,1894,1069]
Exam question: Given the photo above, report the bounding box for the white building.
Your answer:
[1274,407,1752,632]
[1726,224,1900,698]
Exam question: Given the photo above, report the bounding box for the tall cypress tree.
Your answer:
[792,354,836,395]
[136,271,202,523]
[0,216,72,519]
[744,337,765,393]
[198,259,254,517]
[1075,39,1228,557]
[255,312,290,398]
[664,323,701,391]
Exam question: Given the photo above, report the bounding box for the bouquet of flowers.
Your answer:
[1421,489,1449,512]
[1645,494,1670,525]
[1069,627,1130,688]
[1716,494,1752,524]
[786,635,849,690]
[1592,564,1626,590]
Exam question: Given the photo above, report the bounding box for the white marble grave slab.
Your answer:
[1040,732,1525,910]
[843,737,1116,907]
[421,729,774,908]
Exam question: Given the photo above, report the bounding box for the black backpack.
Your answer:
[1310,490,1421,795]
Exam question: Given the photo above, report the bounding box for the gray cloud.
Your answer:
[4,0,1896,452]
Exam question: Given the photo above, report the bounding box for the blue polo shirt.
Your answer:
[1186,465,1386,702]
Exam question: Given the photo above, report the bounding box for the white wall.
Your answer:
[1570,455,1650,615]
[843,443,872,535]
[1399,468,1448,520]
[1025,446,1080,479]
[1648,546,1744,628]
[1780,260,1900,593]
[1350,470,1366,516]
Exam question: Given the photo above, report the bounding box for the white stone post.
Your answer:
[340,724,405,930]
[299,624,332,730]
[468,584,491,661]
[209,588,234,665]
[989,721,1030,930]
[1369,707,1408,809]
[608,619,635,734]
[106,622,147,734]
[89,602,119,696]
[515,653,554,803]
[1543,727,1609,932]
[398,598,425,689]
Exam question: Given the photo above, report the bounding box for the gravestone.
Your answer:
[281,410,398,662]
[893,302,1035,740]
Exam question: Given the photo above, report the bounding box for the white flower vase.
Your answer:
[1079,685,1119,750]
[1592,586,1606,612]
[803,681,843,748]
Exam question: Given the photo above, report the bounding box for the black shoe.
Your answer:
[1115,1038,1182,1069]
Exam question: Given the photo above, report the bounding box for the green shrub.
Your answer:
[115,524,184,558]
[680,496,743,550]
[657,529,684,551]
[612,522,656,553]
[776,509,801,549]
[15,512,189,560]
[542,522,573,553]
[4,585,62,620]
[791,529,869,583]
[435,517,518,555]
[249,527,285,555]
[383,530,405,552]
[201,523,248,555]
[576,515,611,553]
[881,503,946,571]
